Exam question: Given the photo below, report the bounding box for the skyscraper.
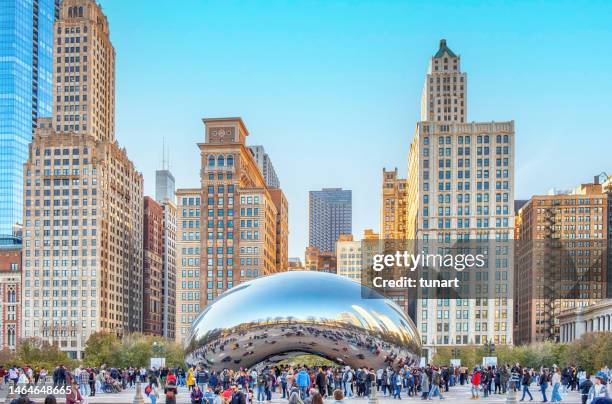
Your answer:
[309,188,352,253]
[405,39,515,357]
[174,188,201,342]
[156,169,176,203]
[174,118,289,343]
[155,167,177,340]
[199,118,283,306]
[249,145,280,188]
[143,196,164,336]
[21,0,144,358]
[0,0,58,244]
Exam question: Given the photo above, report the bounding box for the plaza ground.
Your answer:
[60,384,583,404]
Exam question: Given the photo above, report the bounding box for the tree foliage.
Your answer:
[432,333,611,371]
[14,338,77,370]
[83,332,186,368]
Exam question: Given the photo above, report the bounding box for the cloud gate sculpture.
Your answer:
[185,271,421,370]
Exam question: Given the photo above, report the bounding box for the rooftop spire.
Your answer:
[434,38,457,58]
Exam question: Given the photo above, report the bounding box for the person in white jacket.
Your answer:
[588,376,609,404]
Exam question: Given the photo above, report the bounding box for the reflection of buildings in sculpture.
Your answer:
[405,39,515,354]
[514,181,609,344]
[558,300,612,343]
[381,168,407,240]
[185,271,420,370]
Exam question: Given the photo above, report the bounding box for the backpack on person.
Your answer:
[145,384,152,396]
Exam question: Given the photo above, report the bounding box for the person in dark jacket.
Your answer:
[520,369,533,401]
[579,375,593,404]
[315,369,326,396]
[230,385,247,404]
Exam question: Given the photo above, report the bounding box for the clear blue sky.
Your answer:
[101,0,612,258]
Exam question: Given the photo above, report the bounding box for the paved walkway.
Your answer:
[74,384,581,404]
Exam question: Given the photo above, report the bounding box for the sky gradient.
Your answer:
[100,0,612,257]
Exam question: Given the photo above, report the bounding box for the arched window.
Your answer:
[208,155,215,167]
[227,155,234,167]
[217,155,225,167]
[78,6,84,17]
[68,7,73,17]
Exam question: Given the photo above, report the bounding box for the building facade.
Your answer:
[199,118,281,306]
[21,0,143,359]
[558,300,612,343]
[249,145,280,188]
[381,168,407,240]
[174,119,289,342]
[143,196,164,335]
[514,182,608,344]
[0,246,21,350]
[269,188,289,271]
[160,199,177,340]
[308,188,352,253]
[174,188,201,343]
[336,234,361,282]
[405,40,515,354]
[304,245,336,274]
[0,0,58,244]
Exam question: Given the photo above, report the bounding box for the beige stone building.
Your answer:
[381,168,407,240]
[21,0,143,359]
[514,182,608,344]
[175,189,201,342]
[420,39,467,123]
[160,199,177,340]
[405,40,515,356]
[53,0,115,142]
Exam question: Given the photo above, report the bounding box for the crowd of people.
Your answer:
[0,363,610,404]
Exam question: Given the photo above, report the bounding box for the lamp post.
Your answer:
[133,379,144,404]
[368,377,378,404]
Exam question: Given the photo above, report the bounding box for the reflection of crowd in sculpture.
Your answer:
[186,321,419,370]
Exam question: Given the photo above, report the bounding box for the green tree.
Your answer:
[17,338,75,370]
[83,331,121,367]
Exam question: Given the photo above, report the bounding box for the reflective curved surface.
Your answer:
[185,271,421,370]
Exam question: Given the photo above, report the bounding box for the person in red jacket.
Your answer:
[471,368,481,400]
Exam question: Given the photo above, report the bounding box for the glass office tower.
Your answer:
[0,0,58,244]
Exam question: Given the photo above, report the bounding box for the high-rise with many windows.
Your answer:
[515,181,608,344]
[405,39,515,358]
[21,0,143,359]
[0,0,58,244]
[174,188,201,342]
[309,188,352,253]
[174,118,289,342]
